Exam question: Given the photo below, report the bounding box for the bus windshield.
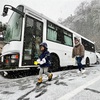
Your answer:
[4,6,23,42]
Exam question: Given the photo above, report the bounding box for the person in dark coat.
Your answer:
[34,42,53,84]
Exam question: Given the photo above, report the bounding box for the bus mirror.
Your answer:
[2,5,25,17]
[2,7,8,17]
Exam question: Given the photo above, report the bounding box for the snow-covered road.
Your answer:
[0,64,100,100]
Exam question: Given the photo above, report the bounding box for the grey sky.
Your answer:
[0,0,91,23]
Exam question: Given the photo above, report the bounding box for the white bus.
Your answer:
[1,5,96,71]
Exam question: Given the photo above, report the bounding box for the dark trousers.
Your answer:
[76,57,84,71]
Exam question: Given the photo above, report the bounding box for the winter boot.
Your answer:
[37,77,42,85]
[48,73,53,81]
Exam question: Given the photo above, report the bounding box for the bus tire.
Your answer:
[50,54,60,72]
[85,57,90,67]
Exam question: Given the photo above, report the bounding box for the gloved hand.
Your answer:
[34,59,41,65]
[39,58,46,65]
[34,58,46,65]
[34,61,40,65]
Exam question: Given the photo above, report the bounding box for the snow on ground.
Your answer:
[0,65,100,100]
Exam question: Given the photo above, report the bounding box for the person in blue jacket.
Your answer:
[34,42,53,84]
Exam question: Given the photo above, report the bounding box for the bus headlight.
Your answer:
[11,59,16,63]
[4,54,19,67]
[11,54,19,59]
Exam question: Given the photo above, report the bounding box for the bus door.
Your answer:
[22,15,43,66]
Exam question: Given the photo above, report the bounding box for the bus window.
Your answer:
[64,30,73,46]
[56,27,64,43]
[4,6,23,42]
[47,21,57,42]
[22,15,43,65]
[81,38,95,52]
[35,21,43,55]
[47,21,64,44]
[23,16,35,60]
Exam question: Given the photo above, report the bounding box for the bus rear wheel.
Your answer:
[50,54,60,72]
[85,58,90,67]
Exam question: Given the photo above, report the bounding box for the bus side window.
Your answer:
[57,27,64,44]
[81,38,95,52]
[35,21,43,56]
[47,21,57,42]
[63,30,73,46]
[64,35,72,46]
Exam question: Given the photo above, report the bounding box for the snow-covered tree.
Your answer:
[59,0,100,51]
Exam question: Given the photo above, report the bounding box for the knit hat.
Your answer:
[40,42,48,49]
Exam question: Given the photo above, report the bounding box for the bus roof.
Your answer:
[19,4,95,44]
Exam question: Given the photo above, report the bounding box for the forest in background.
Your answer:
[59,0,100,52]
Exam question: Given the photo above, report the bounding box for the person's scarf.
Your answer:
[75,41,80,47]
